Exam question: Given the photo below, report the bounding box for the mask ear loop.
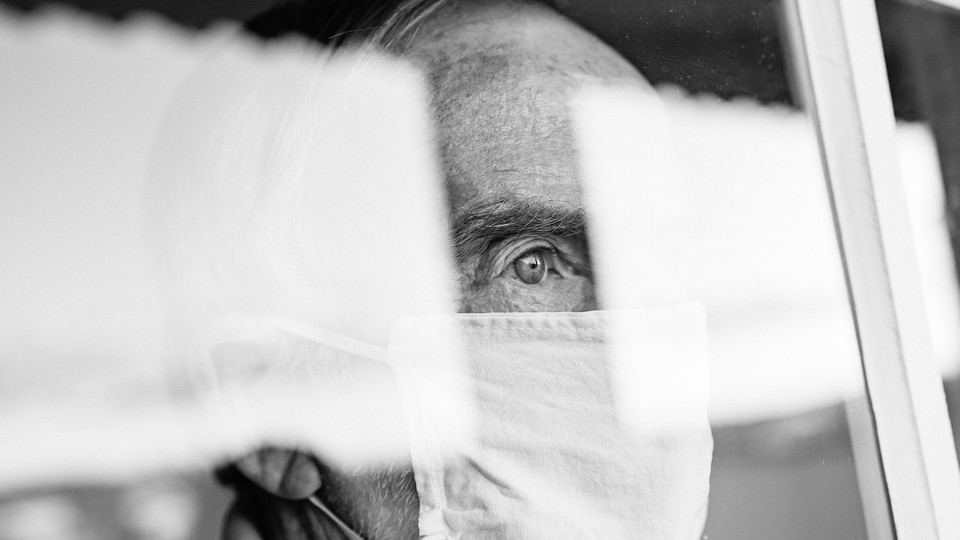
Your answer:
[264,314,388,363]
[308,495,366,540]
[264,314,381,540]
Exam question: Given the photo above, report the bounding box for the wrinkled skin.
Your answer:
[224,1,649,538]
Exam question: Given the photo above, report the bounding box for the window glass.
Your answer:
[0,2,904,540]
[561,2,890,538]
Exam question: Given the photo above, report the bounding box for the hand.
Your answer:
[235,447,323,500]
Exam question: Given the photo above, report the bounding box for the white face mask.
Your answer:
[205,304,712,540]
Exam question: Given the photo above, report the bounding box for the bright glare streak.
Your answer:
[0,9,467,490]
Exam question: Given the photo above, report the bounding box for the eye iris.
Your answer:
[514,251,548,284]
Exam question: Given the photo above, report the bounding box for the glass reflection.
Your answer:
[568,2,883,539]
[0,1,910,539]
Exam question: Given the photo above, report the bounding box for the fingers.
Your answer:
[222,500,264,540]
[235,447,323,500]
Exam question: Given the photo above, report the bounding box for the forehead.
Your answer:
[403,1,646,219]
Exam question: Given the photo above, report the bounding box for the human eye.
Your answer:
[509,248,554,285]
[488,237,588,286]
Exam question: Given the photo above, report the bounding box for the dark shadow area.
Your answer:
[0,0,935,119]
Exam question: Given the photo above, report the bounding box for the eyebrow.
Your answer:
[450,198,588,265]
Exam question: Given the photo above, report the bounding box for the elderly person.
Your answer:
[152,0,710,538]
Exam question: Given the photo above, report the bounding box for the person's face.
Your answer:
[227,3,652,539]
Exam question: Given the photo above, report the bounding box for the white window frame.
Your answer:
[782,0,960,537]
